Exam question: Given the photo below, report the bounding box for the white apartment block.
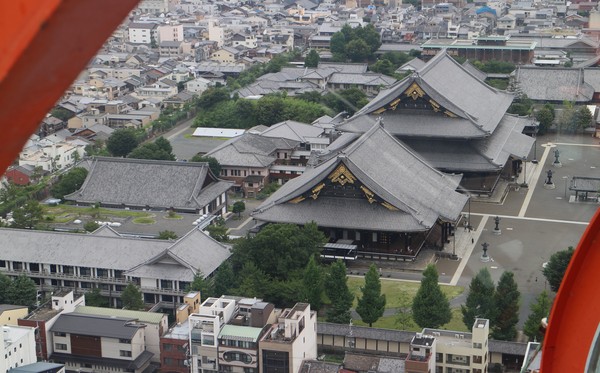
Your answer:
[208,20,233,47]
[128,23,158,44]
[19,141,84,172]
[1,325,37,372]
[259,303,317,373]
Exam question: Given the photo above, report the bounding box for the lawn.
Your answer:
[43,205,152,224]
[132,217,156,224]
[347,277,467,332]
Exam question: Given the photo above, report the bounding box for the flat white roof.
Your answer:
[192,128,245,138]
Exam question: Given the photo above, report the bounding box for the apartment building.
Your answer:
[0,305,28,326]
[48,313,153,373]
[1,324,37,373]
[259,303,317,373]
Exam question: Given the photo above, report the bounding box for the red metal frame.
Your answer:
[542,208,600,372]
[0,0,139,176]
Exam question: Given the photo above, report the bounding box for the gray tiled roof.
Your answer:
[317,322,415,343]
[253,123,467,231]
[64,157,231,211]
[260,120,324,142]
[206,133,300,168]
[126,228,231,281]
[0,227,229,280]
[327,72,397,86]
[50,313,142,339]
[515,66,594,102]
[489,339,529,356]
[344,52,514,137]
[462,60,488,81]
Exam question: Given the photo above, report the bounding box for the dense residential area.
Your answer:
[2,0,600,372]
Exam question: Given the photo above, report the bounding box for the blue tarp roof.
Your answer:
[476,6,497,15]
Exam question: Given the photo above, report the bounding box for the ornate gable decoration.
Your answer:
[286,163,400,211]
[371,82,458,118]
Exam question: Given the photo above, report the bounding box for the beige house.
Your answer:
[0,305,29,326]
[210,46,242,63]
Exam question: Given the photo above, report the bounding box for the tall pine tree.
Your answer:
[121,283,144,310]
[302,255,324,312]
[325,260,354,324]
[412,265,451,328]
[356,264,386,327]
[492,271,520,340]
[462,268,496,329]
[524,291,552,342]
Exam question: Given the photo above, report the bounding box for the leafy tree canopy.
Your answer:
[324,260,354,324]
[11,199,44,229]
[121,283,145,310]
[107,128,140,157]
[158,230,178,240]
[128,142,175,161]
[492,271,520,340]
[190,155,222,176]
[461,268,497,329]
[543,246,575,292]
[302,255,324,311]
[51,167,88,200]
[232,201,245,218]
[7,274,37,308]
[304,49,320,68]
[523,291,552,342]
[85,287,109,307]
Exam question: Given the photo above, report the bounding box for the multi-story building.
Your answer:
[128,23,158,45]
[0,305,29,325]
[157,23,184,43]
[1,324,37,372]
[48,313,153,373]
[0,226,231,307]
[70,306,168,364]
[259,303,317,373]
[424,318,490,373]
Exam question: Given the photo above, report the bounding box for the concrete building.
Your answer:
[1,325,37,372]
[128,23,158,45]
[157,23,184,43]
[259,303,317,373]
[48,313,153,373]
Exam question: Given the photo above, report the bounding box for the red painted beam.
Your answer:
[541,207,600,372]
[0,0,139,176]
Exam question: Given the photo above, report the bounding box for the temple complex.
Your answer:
[337,51,536,195]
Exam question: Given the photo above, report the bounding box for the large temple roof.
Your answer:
[252,123,468,232]
[404,115,535,172]
[337,52,515,139]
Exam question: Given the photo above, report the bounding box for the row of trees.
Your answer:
[105,130,176,160]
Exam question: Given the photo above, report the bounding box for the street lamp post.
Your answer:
[563,175,569,199]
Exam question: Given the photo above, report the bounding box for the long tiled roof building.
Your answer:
[337,51,535,195]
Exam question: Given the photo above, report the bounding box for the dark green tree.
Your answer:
[213,262,237,297]
[190,155,222,176]
[346,39,371,62]
[572,106,593,132]
[83,221,100,232]
[369,59,396,76]
[461,268,497,328]
[356,264,386,327]
[304,49,320,68]
[523,291,552,342]
[189,271,214,299]
[0,273,12,303]
[236,262,270,298]
[232,201,245,218]
[205,220,229,242]
[557,101,576,132]
[158,230,178,240]
[302,255,324,311]
[11,199,44,229]
[543,246,575,292]
[154,136,174,154]
[121,283,145,310]
[196,87,230,110]
[51,167,88,200]
[412,265,451,328]
[395,290,415,330]
[324,260,354,324]
[107,128,139,157]
[492,271,520,340]
[230,222,325,280]
[128,143,175,161]
[330,32,346,57]
[7,274,37,307]
[535,104,555,135]
[85,287,109,307]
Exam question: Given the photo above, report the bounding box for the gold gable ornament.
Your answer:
[311,183,325,200]
[360,185,376,204]
[381,201,399,211]
[404,82,425,101]
[289,196,306,204]
[328,164,357,185]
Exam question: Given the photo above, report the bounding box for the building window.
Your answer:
[473,355,483,364]
[0,260,5,268]
[54,332,66,337]
[12,262,23,270]
[55,343,67,351]
[163,344,173,351]
[119,339,131,344]
[120,350,132,357]
[473,342,482,349]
